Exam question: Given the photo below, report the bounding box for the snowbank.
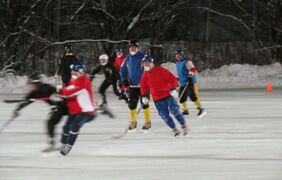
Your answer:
[1,63,282,94]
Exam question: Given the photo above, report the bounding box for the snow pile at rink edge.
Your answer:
[1,62,282,94]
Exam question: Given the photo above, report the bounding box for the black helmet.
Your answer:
[129,40,139,47]
[65,44,72,52]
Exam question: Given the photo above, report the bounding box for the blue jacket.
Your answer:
[176,58,197,87]
[120,51,145,85]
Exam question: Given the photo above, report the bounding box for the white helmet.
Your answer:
[99,54,109,60]
[99,54,109,66]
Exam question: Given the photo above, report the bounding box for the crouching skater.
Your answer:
[58,62,96,156]
[140,55,190,137]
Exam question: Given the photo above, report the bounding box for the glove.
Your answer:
[188,75,193,85]
[56,85,62,93]
[170,89,178,99]
[141,96,150,105]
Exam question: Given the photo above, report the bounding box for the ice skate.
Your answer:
[173,128,181,137]
[197,108,207,118]
[142,122,151,134]
[182,109,189,115]
[60,144,72,156]
[181,125,190,137]
[128,121,137,132]
[41,145,55,153]
[41,139,56,153]
[99,103,115,118]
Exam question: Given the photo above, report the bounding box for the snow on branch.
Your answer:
[126,0,153,33]
[70,1,87,21]
[91,3,116,21]
[254,45,282,51]
[193,6,252,31]
[0,55,16,77]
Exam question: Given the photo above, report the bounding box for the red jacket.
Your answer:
[140,66,178,101]
[114,54,127,71]
[60,75,95,115]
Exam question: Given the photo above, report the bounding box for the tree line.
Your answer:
[0,0,281,75]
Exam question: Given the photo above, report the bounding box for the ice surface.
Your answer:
[0,89,281,180]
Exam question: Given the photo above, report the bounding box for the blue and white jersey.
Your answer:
[176,58,197,87]
[120,51,145,85]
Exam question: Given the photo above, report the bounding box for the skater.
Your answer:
[12,73,68,152]
[58,62,96,156]
[175,49,206,118]
[114,48,129,101]
[55,44,79,85]
[140,55,189,136]
[120,40,152,132]
[90,53,122,105]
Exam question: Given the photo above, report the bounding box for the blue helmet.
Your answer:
[175,49,185,55]
[142,55,155,64]
[114,47,123,52]
[70,62,85,73]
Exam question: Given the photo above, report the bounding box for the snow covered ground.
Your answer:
[0,89,282,180]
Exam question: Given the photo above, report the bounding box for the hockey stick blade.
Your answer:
[111,127,129,139]
[4,97,50,103]
[4,100,26,103]
[0,116,17,133]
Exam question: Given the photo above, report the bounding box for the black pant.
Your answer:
[61,113,96,146]
[179,83,198,103]
[128,87,149,110]
[47,107,65,138]
[99,79,121,104]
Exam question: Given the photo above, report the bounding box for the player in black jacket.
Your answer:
[90,54,122,105]
[13,74,68,152]
[55,44,79,85]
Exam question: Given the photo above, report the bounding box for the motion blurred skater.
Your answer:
[58,62,96,156]
[175,49,206,118]
[12,73,68,152]
[140,55,189,136]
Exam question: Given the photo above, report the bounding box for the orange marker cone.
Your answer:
[267,82,273,93]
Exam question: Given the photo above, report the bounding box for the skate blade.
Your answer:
[128,129,136,133]
[198,111,207,119]
[111,134,123,139]
[40,151,60,157]
[143,129,151,134]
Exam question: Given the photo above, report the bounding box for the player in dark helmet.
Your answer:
[175,48,206,118]
[58,62,96,156]
[120,40,152,132]
[55,44,79,85]
[114,48,129,102]
[140,55,189,137]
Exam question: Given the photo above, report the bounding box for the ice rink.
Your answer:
[0,89,282,180]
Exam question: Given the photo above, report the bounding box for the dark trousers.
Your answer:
[99,79,121,104]
[128,87,149,110]
[47,108,64,138]
[61,113,95,146]
[179,83,198,103]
